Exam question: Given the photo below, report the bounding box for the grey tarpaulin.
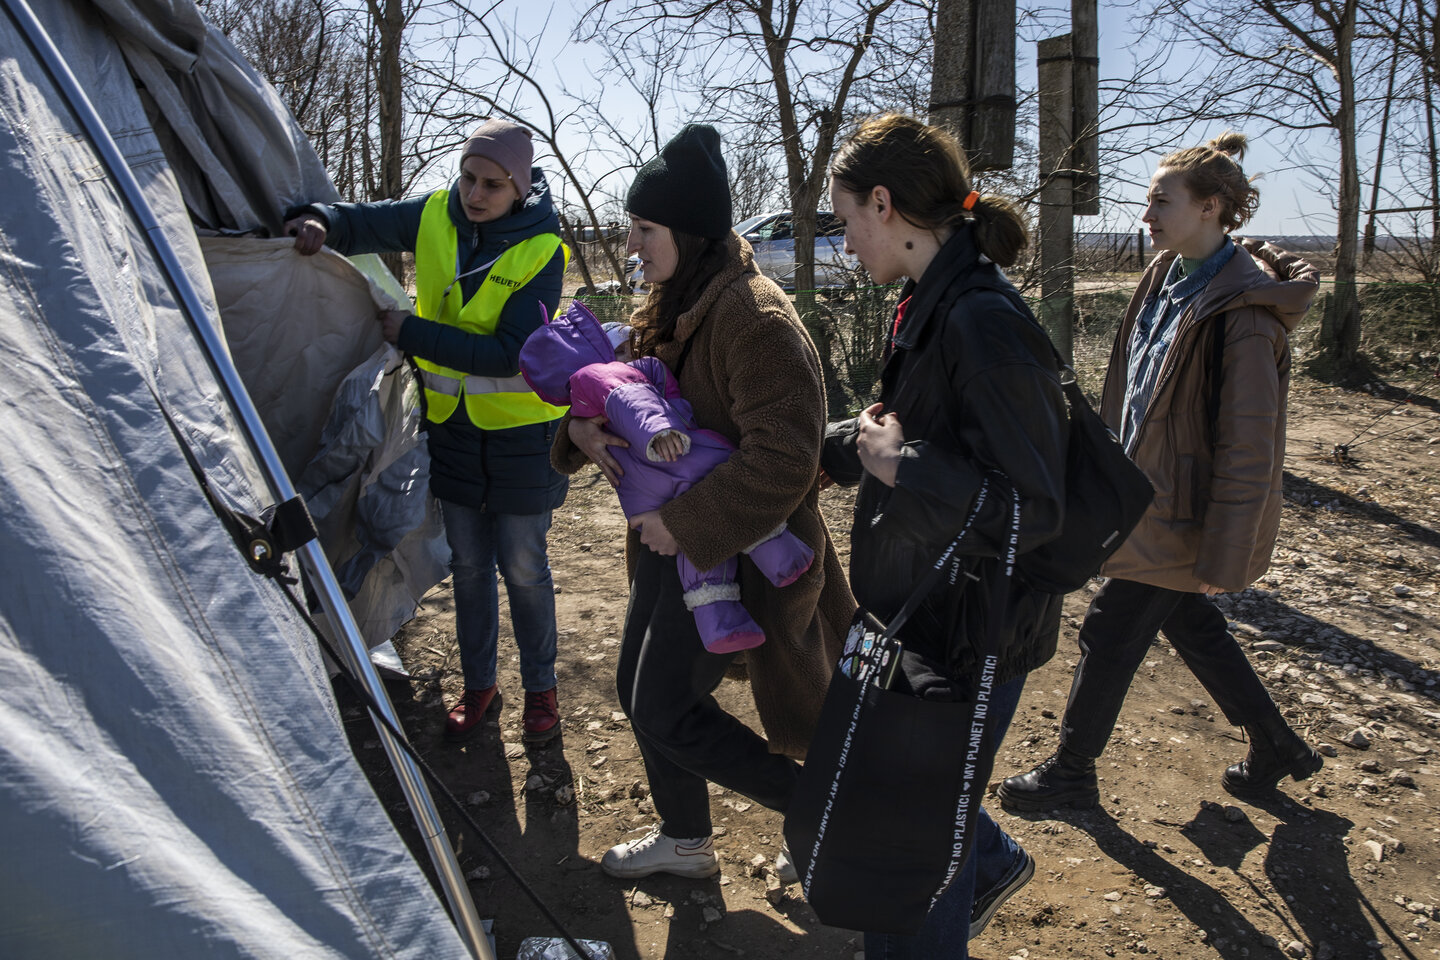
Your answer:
[0,0,468,956]
[60,0,448,653]
[94,0,449,652]
[200,238,448,651]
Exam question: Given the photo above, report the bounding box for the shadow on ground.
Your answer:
[1003,796,1389,960]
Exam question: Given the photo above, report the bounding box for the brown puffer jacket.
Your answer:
[1099,239,1319,592]
[553,234,856,758]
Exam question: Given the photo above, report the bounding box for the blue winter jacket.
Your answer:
[291,170,569,514]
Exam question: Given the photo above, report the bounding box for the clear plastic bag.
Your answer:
[514,938,615,960]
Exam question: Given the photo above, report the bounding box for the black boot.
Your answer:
[998,747,1099,812]
[1221,712,1323,798]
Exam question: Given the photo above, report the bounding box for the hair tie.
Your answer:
[962,190,980,211]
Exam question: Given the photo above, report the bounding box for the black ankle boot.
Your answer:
[1221,712,1323,797]
[998,747,1099,812]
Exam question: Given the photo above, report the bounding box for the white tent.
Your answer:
[0,0,476,955]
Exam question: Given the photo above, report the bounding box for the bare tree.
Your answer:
[365,0,414,203]
[404,0,636,290]
[1362,0,1439,245]
[202,0,438,207]
[1134,0,1379,371]
[1356,0,1440,332]
[727,128,788,222]
[578,0,931,414]
[576,0,933,287]
[555,35,682,288]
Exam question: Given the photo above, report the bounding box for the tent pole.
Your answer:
[1,2,493,956]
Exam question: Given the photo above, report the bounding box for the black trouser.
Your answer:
[616,548,800,839]
[1060,578,1281,760]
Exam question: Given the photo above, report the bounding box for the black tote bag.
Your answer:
[784,481,1018,935]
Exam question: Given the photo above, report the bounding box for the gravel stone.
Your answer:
[1341,728,1372,748]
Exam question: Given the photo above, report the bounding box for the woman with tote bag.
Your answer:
[807,113,1069,956]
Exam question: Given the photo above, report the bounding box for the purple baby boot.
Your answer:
[687,588,766,654]
[743,525,814,588]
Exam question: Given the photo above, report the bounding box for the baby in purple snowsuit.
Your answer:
[520,300,814,653]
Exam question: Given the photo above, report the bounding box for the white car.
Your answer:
[734,211,858,290]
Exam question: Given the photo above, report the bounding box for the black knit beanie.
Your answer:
[626,124,732,239]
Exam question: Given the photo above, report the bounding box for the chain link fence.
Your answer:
[562,272,1440,419]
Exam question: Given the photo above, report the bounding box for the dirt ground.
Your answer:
[338,371,1440,960]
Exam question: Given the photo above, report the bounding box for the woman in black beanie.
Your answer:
[552,124,855,881]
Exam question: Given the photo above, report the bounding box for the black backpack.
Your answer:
[950,273,1154,593]
[1019,353,1154,592]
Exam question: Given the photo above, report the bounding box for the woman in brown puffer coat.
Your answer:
[1000,133,1324,812]
[552,124,854,882]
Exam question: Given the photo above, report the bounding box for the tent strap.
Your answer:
[155,393,316,581]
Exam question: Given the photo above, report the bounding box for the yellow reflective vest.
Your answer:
[412,190,568,428]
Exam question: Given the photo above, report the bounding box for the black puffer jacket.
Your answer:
[821,226,1068,687]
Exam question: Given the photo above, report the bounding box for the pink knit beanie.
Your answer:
[461,120,534,192]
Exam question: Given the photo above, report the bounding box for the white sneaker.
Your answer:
[774,841,798,884]
[601,825,719,879]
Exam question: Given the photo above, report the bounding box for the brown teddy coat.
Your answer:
[1099,239,1319,592]
[553,235,856,758]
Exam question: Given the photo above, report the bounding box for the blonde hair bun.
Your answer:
[1205,131,1248,162]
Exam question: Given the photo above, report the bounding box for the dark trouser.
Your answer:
[1061,578,1280,759]
[616,548,799,839]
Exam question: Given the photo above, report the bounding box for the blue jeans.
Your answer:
[439,500,558,693]
[864,674,1028,960]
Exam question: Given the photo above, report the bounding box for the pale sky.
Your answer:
[415,0,1413,242]
[1083,0,1352,238]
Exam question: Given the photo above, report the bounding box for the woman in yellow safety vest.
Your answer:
[284,120,568,745]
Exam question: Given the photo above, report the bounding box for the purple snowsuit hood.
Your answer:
[519,300,614,405]
[517,295,817,655]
